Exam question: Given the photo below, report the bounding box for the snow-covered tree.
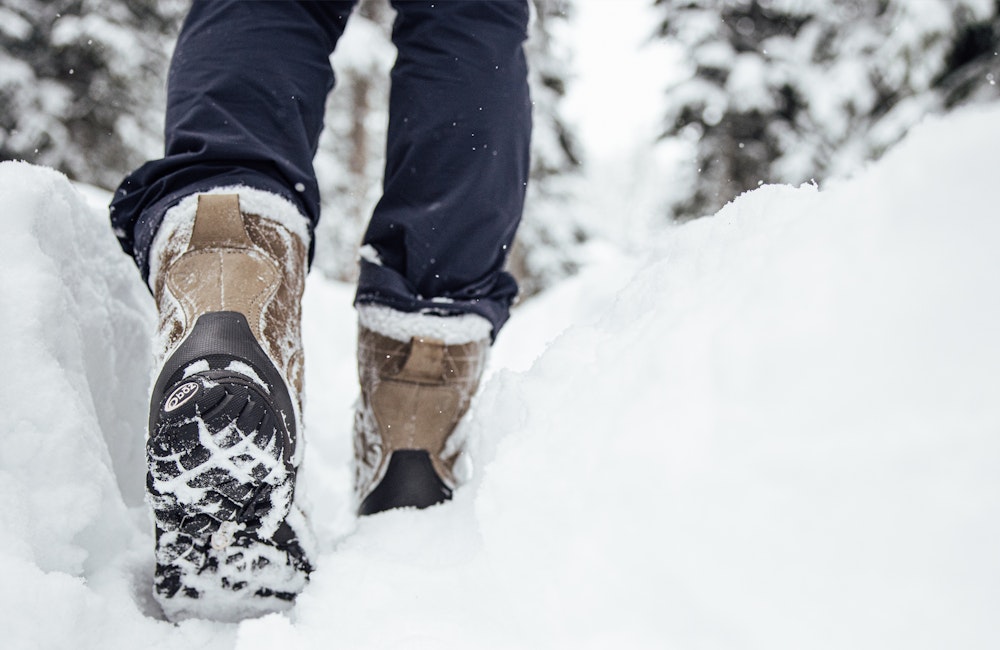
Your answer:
[657,0,1000,219]
[0,0,184,189]
[509,0,586,299]
[312,0,396,283]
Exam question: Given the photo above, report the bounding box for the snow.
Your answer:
[356,303,493,345]
[2,99,999,647]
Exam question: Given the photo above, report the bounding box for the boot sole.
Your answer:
[148,312,311,621]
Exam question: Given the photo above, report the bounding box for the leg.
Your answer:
[353,0,531,514]
[355,0,532,339]
[110,0,357,282]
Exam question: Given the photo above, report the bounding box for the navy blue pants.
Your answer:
[111,0,531,337]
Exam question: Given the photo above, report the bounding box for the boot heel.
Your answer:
[358,450,453,515]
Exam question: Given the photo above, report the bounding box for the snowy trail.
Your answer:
[2,104,1000,649]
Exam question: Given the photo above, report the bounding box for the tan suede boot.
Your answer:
[146,192,312,621]
[354,312,489,515]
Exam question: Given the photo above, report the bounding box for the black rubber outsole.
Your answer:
[147,312,310,619]
[359,449,453,516]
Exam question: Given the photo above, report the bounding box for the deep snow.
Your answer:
[2,103,1000,648]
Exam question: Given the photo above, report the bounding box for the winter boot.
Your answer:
[354,306,490,515]
[145,191,313,621]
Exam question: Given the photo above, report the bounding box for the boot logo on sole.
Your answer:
[164,381,200,412]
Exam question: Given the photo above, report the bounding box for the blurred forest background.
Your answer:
[2,0,998,296]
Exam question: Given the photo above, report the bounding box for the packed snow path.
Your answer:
[1,105,999,649]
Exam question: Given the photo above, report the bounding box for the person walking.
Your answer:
[110,0,531,621]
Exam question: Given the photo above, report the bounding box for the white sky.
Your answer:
[561,0,682,158]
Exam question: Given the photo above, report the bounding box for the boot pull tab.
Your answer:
[190,194,255,250]
[397,337,446,383]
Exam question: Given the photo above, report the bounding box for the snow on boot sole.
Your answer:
[147,311,311,621]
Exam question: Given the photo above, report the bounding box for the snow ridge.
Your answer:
[2,104,1000,647]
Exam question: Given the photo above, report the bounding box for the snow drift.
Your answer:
[1,103,999,649]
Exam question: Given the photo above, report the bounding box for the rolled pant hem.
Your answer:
[355,261,515,344]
